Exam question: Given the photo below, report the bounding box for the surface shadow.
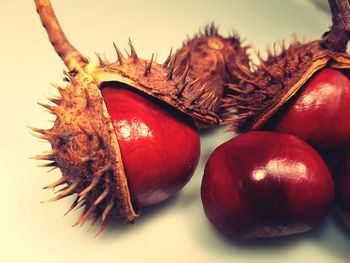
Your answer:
[310,211,350,260]
[187,209,350,263]
[199,126,223,136]
[96,194,181,241]
[331,211,350,237]
[186,208,349,256]
[174,187,200,208]
[209,216,330,251]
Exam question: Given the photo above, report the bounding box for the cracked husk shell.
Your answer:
[34,42,212,233]
[171,24,250,127]
[85,43,221,128]
[33,73,139,235]
[229,38,350,132]
[33,0,245,234]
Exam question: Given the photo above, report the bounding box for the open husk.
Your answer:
[32,0,247,233]
[226,0,350,132]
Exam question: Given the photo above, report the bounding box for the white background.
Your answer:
[1,0,349,262]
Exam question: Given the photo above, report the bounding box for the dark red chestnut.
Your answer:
[229,0,350,152]
[269,68,350,151]
[334,151,350,229]
[201,131,334,240]
[33,0,242,233]
[101,85,200,206]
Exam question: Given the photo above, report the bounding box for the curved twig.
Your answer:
[34,0,88,72]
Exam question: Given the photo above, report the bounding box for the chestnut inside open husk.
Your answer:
[227,0,350,151]
[199,0,350,241]
[264,68,350,151]
[101,85,200,207]
[32,0,248,234]
[201,131,334,240]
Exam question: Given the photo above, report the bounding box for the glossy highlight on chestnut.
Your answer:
[101,85,200,206]
[226,0,350,152]
[32,0,245,235]
[201,132,334,240]
[266,68,350,150]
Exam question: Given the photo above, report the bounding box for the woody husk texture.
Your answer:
[172,23,250,127]
[32,0,248,234]
[227,0,350,132]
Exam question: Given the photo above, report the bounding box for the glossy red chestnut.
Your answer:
[334,151,350,229]
[268,68,350,151]
[201,131,334,240]
[102,85,200,206]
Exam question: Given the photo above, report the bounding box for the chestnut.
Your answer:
[228,0,350,152]
[201,131,334,240]
[33,0,241,232]
[334,151,350,229]
[101,85,200,206]
[268,68,350,151]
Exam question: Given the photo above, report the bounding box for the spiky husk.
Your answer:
[172,24,250,127]
[33,38,228,233]
[32,74,138,235]
[33,0,248,234]
[32,20,229,234]
[34,0,224,127]
[86,39,222,129]
[226,38,350,132]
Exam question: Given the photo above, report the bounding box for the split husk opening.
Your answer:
[33,0,248,232]
[230,0,350,132]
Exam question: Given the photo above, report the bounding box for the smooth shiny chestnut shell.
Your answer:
[201,131,334,240]
[266,68,350,150]
[228,0,350,151]
[33,0,231,234]
[101,85,200,206]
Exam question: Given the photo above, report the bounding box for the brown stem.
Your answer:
[321,0,350,52]
[34,0,88,72]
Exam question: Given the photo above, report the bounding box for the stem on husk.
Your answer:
[34,0,88,72]
[321,0,350,52]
